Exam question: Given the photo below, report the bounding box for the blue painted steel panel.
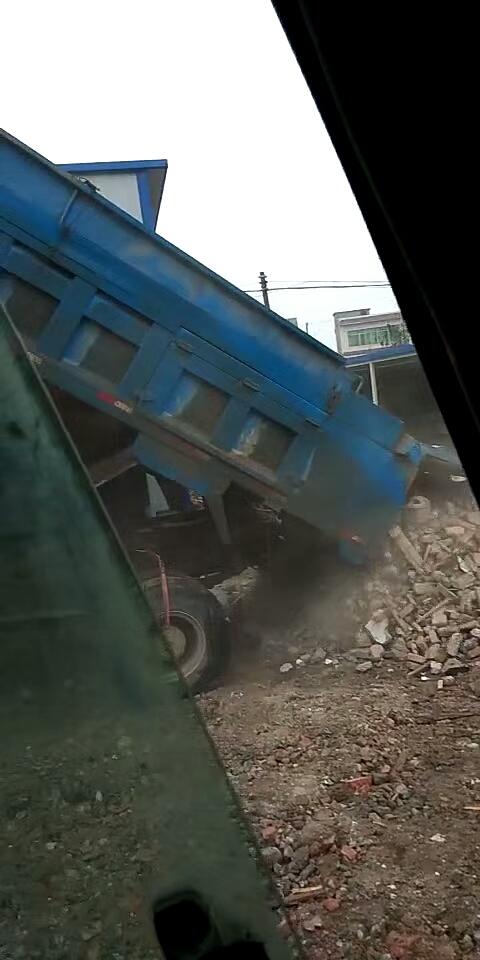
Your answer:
[0,130,422,552]
[38,278,95,357]
[136,169,157,232]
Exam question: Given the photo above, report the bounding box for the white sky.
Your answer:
[1,0,397,350]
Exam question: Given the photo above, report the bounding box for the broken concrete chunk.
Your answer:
[365,617,391,646]
[458,555,477,574]
[444,526,467,538]
[467,646,480,659]
[389,525,424,571]
[407,652,426,664]
[429,661,443,675]
[469,676,480,696]
[431,610,448,626]
[427,643,445,662]
[454,572,477,590]
[446,633,462,657]
[369,644,384,661]
[442,657,465,674]
[439,622,475,636]
[406,495,432,526]
[310,645,327,664]
[416,637,429,656]
[356,661,373,673]
[413,581,435,596]
[398,601,415,619]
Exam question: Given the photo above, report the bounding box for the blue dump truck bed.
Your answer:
[0,131,421,554]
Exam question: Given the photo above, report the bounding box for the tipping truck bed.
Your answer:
[0,130,421,557]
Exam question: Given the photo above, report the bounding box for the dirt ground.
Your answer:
[3,473,479,959]
[200,655,480,960]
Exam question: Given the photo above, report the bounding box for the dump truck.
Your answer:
[0,130,422,687]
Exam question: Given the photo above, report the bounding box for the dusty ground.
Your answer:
[200,656,480,960]
[3,477,478,958]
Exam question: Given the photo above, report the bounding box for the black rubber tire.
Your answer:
[143,573,230,692]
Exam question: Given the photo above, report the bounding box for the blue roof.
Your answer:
[60,160,167,173]
[58,159,168,232]
[345,343,417,365]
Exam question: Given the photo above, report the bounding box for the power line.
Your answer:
[260,279,390,285]
[244,280,392,293]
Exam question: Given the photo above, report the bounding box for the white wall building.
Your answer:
[334,307,407,356]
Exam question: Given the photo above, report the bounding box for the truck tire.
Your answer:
[142,574,230,692]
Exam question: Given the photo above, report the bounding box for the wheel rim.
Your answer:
[162,610,208,684]
[163,623,187,659]
[142,580,209,685]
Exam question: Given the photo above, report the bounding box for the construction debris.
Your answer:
[356,661,373,673]
[310,644,327,664]
[389,524,424,572]
[284,885,324,906]
[405,494,432,527]
[364,616,391,646]
[211,492,480,695]
[349,500,480,685]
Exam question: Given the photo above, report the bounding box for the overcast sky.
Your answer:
[2,0,397,350]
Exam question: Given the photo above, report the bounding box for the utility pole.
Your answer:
[259,271,270,310]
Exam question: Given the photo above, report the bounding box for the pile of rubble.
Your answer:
[347,497,480,685]
[212,489,480,690]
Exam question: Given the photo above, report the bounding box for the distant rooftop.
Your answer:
[58,159,168,232]
[333,308,371,321]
